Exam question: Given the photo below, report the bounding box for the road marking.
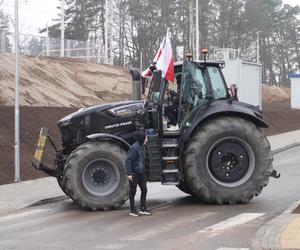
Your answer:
[0,210,80,235]
[93,244,127,249]
[197,213,264,233]
[216,248,249,250]
[168,213,265,248]
[0,209,47,223]
[122,212,216,241]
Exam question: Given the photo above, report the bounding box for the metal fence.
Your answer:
[0,30,106,64]
[0,30,260,68]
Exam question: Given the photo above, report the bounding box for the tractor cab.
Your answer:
[147,59,230,135]
[145,59,232,184]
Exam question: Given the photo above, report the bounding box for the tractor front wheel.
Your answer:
[62,141,128,210]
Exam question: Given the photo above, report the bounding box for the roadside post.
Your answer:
[14,0,20,182]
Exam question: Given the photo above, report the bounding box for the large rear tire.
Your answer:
[62,141,128,210]
[184,117,273,204]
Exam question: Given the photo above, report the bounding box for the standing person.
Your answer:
[125,130,152,217]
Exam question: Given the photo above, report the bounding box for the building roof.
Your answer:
[288,74,300,78]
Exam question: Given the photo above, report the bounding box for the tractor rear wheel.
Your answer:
[62,141,128,210]
[184,117,273,204]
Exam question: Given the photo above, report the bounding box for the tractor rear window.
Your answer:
[208,67,227,99]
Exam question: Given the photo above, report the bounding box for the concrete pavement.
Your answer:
[1,129,300,249]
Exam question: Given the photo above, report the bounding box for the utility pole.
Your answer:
[60,0,65,57]
[123,47,126,68]
[104,0,114,65]
[104,0,108,64]
[188,1,193,55]
[140,51,143,71]
[14,0,20,182]
[195,0,199,60]
[46,22,50,56]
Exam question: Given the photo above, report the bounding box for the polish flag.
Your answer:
[156,33,174,82]
[141,38,165,78]
[153,37,165,62]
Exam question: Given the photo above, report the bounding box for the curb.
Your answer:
[283,200,300,215]
[28,195,68,208]
[251,200,300,249]
[272,142,300,155]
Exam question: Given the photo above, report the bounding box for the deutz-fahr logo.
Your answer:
[104,121,132,130]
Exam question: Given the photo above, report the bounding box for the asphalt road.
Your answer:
[1,146,300,250]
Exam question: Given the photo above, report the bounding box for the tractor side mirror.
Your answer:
[152,70,162,92]
[229,84,238,100]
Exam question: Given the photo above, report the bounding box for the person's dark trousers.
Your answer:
[129,173,147,212]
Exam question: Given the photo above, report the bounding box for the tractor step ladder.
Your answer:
[146,132,162,182]
[161,139,180,185]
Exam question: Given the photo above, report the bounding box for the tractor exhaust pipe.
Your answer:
[130,68,142,100]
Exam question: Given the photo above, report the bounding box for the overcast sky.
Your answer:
[1,0,299,36]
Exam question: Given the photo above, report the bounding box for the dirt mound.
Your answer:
[0,106,77,184]
[263,100,300,135]
[262,85,290,102]
[0,53,132,107]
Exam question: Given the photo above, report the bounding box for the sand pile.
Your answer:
[0,53,132,107]
[262,85,290,103]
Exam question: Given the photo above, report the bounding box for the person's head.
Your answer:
[134,130,147,145]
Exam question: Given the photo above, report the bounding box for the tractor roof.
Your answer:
[174,60,225,68]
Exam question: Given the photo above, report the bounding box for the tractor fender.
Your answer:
[181,101,268,143]
[86,133,130,151]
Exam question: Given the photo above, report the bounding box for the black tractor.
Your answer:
[33,58,275,210]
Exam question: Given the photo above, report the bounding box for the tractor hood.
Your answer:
[57,100,145,127]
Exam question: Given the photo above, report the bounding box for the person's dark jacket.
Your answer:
[125,142,145,175]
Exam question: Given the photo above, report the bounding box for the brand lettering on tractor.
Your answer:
[104,121,132,129]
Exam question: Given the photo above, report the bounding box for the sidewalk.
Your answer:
[1,130,300,249]
[268,130,300,154]
[0,177,65,215]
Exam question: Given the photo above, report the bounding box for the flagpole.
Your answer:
[195,0,199,60]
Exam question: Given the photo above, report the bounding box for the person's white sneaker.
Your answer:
[129,211,139,217]
[139,210,152,216]
[166,124,179,131]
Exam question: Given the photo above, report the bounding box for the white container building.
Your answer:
[214,48,262,107]
[289,74,300,109]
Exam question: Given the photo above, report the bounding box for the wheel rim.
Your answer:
[82,158,120,196]
[206,136,255,187]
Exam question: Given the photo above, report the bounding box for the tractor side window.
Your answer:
[178,62,209,127]
[207,67,227,99]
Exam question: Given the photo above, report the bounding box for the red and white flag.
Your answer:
[156,32,174,82]
[141,38,165,78]
[153,37,165,62]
